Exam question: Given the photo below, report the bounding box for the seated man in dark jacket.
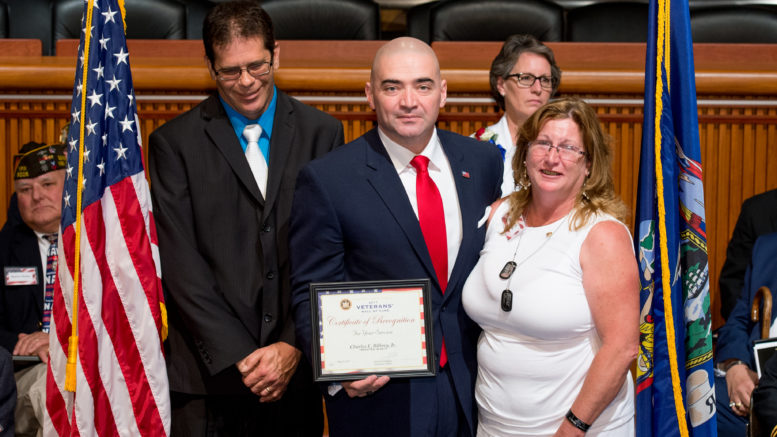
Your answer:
[0,141,66,436]
[715,231,777,437]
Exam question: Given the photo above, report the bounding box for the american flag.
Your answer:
[45,0,170,435]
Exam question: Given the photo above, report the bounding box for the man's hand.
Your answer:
[13,331,50,363]
[236,342,301,403]
[341,374,390,398]
[726,363,758,416]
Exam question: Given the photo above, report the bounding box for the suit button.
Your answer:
[442,305,447,312]
[262,224,272,233]
[264,313,273,323]
[266,271,275,279]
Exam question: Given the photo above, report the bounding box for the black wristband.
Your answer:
[566,409,591,432]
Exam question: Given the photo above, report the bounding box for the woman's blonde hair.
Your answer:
[504,97,628,232]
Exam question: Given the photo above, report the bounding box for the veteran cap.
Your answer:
[13,141,67,180]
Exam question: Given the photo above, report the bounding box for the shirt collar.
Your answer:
[219,86,278,140]
[379,128,444,175]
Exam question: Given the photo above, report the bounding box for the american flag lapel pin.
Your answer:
[461,171,470,179]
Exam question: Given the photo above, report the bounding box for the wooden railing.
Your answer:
[1,40,776,329]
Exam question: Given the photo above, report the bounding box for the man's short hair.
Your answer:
[13,142,66,181]
[203,1,275,65]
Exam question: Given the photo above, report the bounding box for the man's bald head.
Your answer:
[370,37,441,83]
[366,37,447,154]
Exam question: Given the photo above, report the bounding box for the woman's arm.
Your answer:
[555,220,640,436]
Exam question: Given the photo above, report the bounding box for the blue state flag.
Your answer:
[635,0,717,436]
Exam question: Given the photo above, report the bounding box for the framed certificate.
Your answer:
[309,279,435,382]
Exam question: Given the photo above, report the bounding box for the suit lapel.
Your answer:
[441,133,479,300]
[263,91,293,217]
[202,96,264,205]
[362,131,440,287]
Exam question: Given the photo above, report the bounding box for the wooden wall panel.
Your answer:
[2,42,777,331]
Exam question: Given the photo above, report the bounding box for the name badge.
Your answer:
[4,267,38,286]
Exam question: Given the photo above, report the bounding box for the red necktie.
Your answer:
[410,156,448,367]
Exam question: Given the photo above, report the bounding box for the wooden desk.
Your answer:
[1,41,776,329]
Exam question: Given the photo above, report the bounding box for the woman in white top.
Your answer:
[463,98,639,436]
[473,34,561,196]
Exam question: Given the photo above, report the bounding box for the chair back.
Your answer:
[0,1,7,38]
[261,0,380,40]
[428,0,563,42]
[566,2,649,42]
[53,0,186,46]
[691,6,777,43]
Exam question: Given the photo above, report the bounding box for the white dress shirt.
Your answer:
[378,128,462,280]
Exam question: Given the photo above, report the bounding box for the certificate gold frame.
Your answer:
[309,279,435,382]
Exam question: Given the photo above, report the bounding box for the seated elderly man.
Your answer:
[0,141,66,437]
[715,231,777,437]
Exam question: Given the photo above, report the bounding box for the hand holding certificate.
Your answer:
[310,279,435,381]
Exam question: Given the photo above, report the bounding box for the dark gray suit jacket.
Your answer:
[149,91,343,395]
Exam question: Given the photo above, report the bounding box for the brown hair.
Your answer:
[203,1,275,65]
[505,97,628,232]
[489,34,561,110]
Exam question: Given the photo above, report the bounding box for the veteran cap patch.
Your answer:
[13,141,67,180]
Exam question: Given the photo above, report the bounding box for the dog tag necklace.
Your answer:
[500,212,569,312]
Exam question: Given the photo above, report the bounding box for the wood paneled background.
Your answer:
[2,41,776,329]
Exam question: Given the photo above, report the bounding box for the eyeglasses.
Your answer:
[528,140,587,162]
[215,59,273,82]
[505,72,555,90]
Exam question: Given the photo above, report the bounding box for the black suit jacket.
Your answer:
[719,189,777,319]
[0,347,14,436]
[0,194,44,352]
[149,91,343,395]
[290,128,503,436]
[753,352,777,436]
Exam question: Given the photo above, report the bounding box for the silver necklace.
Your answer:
[499,212,569,312]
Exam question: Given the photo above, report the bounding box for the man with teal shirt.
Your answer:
[148,2,343,435]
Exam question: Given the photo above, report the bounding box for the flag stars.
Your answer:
[105,105,116,119]
[86,119,98,136]
[106,76,121,92]
[119,115,134,132]
[64,192,71,208]
[114,48,129,65]
[114,144,128,160]
[67,164,74,179]
[102,7,117,23]
[76,83,83,96]
[71,110,80,123]
[97,159,106,176]
[69,139,78,152]
[99,37,110,50]
[83,148,91,163]
[87,90,103,108]
[93,63,104,80]
[102,134,108,146]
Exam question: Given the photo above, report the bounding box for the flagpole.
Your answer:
[66,0,96,393]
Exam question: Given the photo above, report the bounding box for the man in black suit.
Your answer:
[290,37,503,436]
[0,141,67,436]
[719,188,777,319]
[148,2,343,435]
